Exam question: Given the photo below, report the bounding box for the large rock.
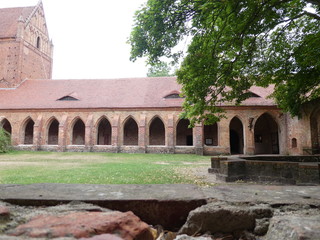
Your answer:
[179,202,272,236]
[265,215,320,240]
[8,211,153,240]
[174,235,212,240]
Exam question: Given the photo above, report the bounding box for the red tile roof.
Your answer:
[0,6,34,38]
[0,77,276,110]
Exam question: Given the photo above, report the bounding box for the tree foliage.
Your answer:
[129,0,320,125]
[147,61,173,77]
[0,128,11,153]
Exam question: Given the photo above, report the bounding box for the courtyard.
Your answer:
[0,151,212,185]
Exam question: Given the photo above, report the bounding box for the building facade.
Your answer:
[0,2,319,155]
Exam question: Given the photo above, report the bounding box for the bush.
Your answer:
[0,128,11,153]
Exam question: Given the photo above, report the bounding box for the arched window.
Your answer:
[176,119,193,146]
[123,117,138,146]
[48,119,59,145]
[149,117,165,145]
[36,36,41,49]
[24,119,35,145]
[1,118,12,135]
[72,119,85,145]
[97,118,112,145]
[292,138,297,148]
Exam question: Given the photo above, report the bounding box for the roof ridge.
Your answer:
[24,0,42,25]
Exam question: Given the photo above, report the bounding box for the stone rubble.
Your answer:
[0,198,320,240]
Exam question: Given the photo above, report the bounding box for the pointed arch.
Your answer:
[47,117,59,145]
[96,116,112,145]
[254,112,279,154]
[23,117,35,145]
[149,116,165,145]
[176,119,193,146]
[204,122,218,146]
[71,118,85,145]
[229,116,244,154]
[0,118,12,135]
[123,116,138,146]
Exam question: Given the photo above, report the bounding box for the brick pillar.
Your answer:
[244,117,255,155]
[58,115,68,152]
[219,118,231,154]
[166,114,174,153]
[193,122,203,155]
[138,114,146,153]
[112,115,120,152]
[33,115,43,151]
[85,114,93,152]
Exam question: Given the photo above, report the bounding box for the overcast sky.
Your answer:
[0,0,148,79]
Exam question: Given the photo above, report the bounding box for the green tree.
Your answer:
[129,0,320,125]
[0,128,11,153]
[147,61,173,77]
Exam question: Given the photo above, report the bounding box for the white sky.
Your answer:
[0,0,148,79]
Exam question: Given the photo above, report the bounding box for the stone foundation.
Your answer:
[209,156,320,184]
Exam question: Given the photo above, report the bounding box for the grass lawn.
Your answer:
[0,151,211,185]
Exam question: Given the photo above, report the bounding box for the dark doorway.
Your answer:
[24,119,34,144]
[48,119,59,145]
[97,118,112,145]
[176,119,193,146]
[149,117,165,145]
[229,117,244,154]
[254,113,279,154]
[72,119,85,145]
[310,108,320,154]
[123,117,138,145]
[204,123,218,146]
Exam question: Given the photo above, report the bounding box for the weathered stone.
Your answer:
[253,218,270,236]
[174,234,212,240]
[265,215,320,240]
[179,203,272,236]
[80,234,124,240]
[8,211,153,240]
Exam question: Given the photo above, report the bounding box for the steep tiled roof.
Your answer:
[0,6,34,38]
[0,77,276,110]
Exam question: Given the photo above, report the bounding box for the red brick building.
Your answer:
[0,2,319,155]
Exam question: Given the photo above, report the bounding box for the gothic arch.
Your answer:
[0,118,12,135]
[176,119,193,146]
[71,117,85,145]
[254,112,279,154]
[229,116,244,154]
[46,117,59,145]
[21,117,35,145]
[123,116,138,146]
[149,116,165,145]
[95,116,112,145]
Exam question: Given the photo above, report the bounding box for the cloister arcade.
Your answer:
[0,109,294,155]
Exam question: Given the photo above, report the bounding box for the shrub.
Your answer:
[0,128,11,153]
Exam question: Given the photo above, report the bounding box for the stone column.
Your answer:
[219,118,230,154]
[138,114,146,153]
[33,115,43,151]
[85,115,93,152]
[58,115,68,152]
[111,115,120,153]
[166,114,174,153]
[193,122,203,155]
[244,117,255,155]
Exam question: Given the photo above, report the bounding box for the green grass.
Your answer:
[0,151,210,185]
